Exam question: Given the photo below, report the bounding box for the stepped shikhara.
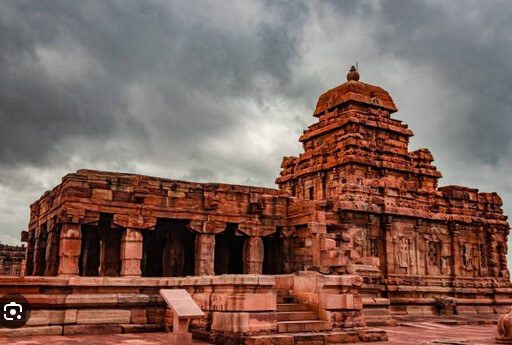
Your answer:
[276,66,510,282]
[9,66,511,341]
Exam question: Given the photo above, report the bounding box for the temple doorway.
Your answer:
[44,225,60,276]
[214,224,245,274]
[33,224,48,276]
[142,229,165,277]
[262,228,285,274]
[79,213,122,276]
[141,219,195,277]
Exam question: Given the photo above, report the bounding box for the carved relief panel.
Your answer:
[426,240,444,276]
[460,242,475,274]
[396,237,410,269]
[427,241,441,268]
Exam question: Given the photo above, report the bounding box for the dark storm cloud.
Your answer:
[372,1,512,164]
[1,0,512,249]
[0,0,307,168]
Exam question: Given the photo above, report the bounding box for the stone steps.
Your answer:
[277,311,319,321]
[276,303,310,312]
[277,320,332,333]
[276,294,329,333]
[277,295,296,304]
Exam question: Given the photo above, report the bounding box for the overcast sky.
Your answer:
[1,1,512,265]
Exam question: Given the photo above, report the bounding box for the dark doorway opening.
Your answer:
[142,229,165,277]
[142,219,195,277]
[33,224,48,276]
[263,228,285,274]
[79,213,122,276]
[79,224,100,276]
[100,219,122,276]
[44,225,61,276]
[214,224,245,274]
[25,236,35,276]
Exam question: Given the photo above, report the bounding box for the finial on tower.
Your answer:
[347,65,360,81]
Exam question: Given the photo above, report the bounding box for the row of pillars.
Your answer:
[54,223,265,277]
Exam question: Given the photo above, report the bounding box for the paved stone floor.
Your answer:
[362,323,496,344]
[0,323,499,344]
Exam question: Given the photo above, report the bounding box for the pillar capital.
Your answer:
[188,220,226,234]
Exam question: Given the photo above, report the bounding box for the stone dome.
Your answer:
[313,66,398,117]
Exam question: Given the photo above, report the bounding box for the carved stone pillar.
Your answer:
[25,235,35,276]
[449,222,459,281]
[33,230,48,276]
[243,236,264,274]
[44,227,60,276]
[380,215,392,277]
[195,233,215,276]
[120,228,143,277]
[58,223,82,276]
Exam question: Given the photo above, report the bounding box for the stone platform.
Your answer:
[0,273,388,343]
[0,322,499,344]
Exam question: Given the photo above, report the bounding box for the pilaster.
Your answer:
[243,236,264,274]
[58,223,82,276]
[195,233,215,276]
[120,228,143,277]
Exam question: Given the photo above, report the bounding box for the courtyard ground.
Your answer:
[0,322,499,345]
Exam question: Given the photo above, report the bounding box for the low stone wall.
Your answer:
[0,275,276,338]
[386,276,512,317]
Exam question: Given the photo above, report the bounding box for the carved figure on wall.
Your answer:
[489,232,500,276]
[441,257,450,275]
[351,228,365,259]
[427,241,441,268]
[368,238,380,258]
[397,237,409,268]
[498,242,510,278]
[460,243,474,271]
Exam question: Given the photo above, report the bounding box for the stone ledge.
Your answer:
[0,275,275,288]
[0,325,63,337]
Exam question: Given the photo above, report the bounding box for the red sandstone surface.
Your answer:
[0,323,500,344]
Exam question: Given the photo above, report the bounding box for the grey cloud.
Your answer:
[1,0,512,265]
[372,1,512,164]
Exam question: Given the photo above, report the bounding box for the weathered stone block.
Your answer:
[91,189,113,200]
[0,326,63,337]
[319,293,362,310]
[455,305,478,315]
[211,311,277,333]
[130,308,147,324]
[210,292,276,312]
[405,305,435,316]
[26,310,51,326]
[76,309,131,324]
[63,324,122,335]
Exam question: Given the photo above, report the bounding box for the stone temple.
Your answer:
[3,67,512,343]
